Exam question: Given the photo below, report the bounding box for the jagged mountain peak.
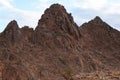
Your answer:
[94,16,102,21]
[79,16,120,50]
[1,20,21,45]
[0,4,120,80]
[89,16,104,25]
[80,16,112,30]
[37,3,73,29]
[42,3,67,18]
[4,20,19,32]
[2,20,20,37]
[35,3,80,40]
[48,3,66,12]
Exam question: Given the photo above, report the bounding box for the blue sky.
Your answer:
[0,0,120,32]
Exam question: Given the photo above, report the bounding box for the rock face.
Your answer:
[36,4,80,38]
[78,16,120,73]
[79,16,120,50]
[33,4,81,50]
[0,3,120,80]
[0,20,21,45]
[21,26,34,42]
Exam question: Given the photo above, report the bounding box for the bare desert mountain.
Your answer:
[0,4,120,80]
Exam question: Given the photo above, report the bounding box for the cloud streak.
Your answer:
[0,0,120,32]
[0,0,13,8]
[0,0,42,29]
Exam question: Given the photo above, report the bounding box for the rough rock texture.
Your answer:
[36,4,80,38]
[35,4,80,48]
[79,16,120,50]
[73,70,120,80]
[78,16,120,72]
[0,20,21,46]
[0,4,120,80]
[21,26,34,42]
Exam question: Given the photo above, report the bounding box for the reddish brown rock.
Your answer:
[0,4,120,80]
[78,16,120,72]
[79,16,120,50]
[21,26,34,42]
[35,4,80,40]
[0,20,21,46]
[34,4,80,49]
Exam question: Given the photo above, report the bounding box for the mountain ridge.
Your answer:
[0,3,120,80]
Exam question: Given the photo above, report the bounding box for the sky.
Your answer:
[0,0,120,32]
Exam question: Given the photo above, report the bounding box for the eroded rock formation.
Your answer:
[0,3,120,80]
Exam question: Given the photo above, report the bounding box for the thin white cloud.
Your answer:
[11,8,41,28]
[104,3,120,14]
[0,0,13,8]
[0,0,41,28]
[0,0,120,31]
[39,0,48,3]
[70,0,120,15]
[68,0,120,30]
[70,0,107,11]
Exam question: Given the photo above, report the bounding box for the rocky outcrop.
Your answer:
[78,16,120,73]
[0,20,21,46]
[21,26,34,42]
[36,4,80,38]
[0,3,120,80]
[34,4,81,49]
[79,16,120,50]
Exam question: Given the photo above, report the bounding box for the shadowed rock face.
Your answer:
[0,20,21,45]
[0,3,120,80]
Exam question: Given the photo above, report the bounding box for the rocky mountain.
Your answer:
[0,20,21,45]
[79,16,120,50]
[0,3,120,80]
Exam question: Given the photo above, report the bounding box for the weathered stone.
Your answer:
[0,3,120,80]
